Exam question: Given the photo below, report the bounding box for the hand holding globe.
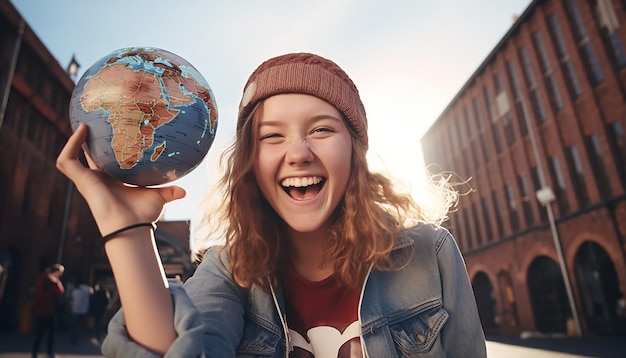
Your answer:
[69,47,218,187]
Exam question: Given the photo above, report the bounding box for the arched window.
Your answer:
[575,241,621,336]
[472,272,499,331]
[527,256,571,333]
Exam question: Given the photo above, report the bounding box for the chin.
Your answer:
[282,216,328,234]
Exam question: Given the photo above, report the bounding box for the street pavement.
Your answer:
[486,335,626,358]
[0,330,624,357]
[0,328,104,358]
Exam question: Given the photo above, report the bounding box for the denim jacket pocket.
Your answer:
[236,318,281,357]
[389,304,449,357]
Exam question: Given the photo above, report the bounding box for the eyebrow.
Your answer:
[258,114,343,128]
[257,120,282,129]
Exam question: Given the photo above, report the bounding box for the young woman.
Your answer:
[56,52,486,357]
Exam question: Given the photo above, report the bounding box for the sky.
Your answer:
[11,0,532,234]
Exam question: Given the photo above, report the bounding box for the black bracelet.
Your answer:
[101,222,156,243]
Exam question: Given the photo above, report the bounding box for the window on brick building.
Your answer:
[506,60,529,136]
[585,133,613,199]
[440,138,452,169]
[438,137,449,160]
[473,97,490,162]
[591,0,626,68]
[564,0,605,85]
[464,105,475,139]
[505,183,520,231]
[492,190,505,237]
[483,83,504,153]
[473,97,485,132]
[527,256,572,333]
[547,13,583,99]
[581,43,605,85]
[480,196,494,241]
[459,151,469,180]
[0,22,9,59]
[546,75,565,112]
[37,118,55,155]
[457,115,468,149]
[464,104,480,167]
[470,142,480,169]
[529,89,547,124]
[548,155,570,214]
[470,201,484,247]
[607,31,626,68]
[532,31,565,111]
[503,113,516,145]
[3,90,28,135]
[518,47,537,85]
[606,121,626,187]
[565,145,590,207]
[26,111,44,144]
[16,48,41,92]
[493,73,505,94]
[39,76,54,107]
[51,81,68,116]
[518,46,547,124]
[472,272,499,329]
[517,174,535,226]
[492,122,503,153]
[483,85,496,122]
[479,136,490,163]
[494,73,511,121]
[449,120,460,154]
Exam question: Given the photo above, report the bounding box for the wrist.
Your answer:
[102,222,156,243]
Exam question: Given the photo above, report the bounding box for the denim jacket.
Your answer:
[102,223,487,357]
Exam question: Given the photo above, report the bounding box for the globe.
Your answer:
[69,46,218,187]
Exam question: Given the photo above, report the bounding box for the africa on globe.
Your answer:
[69,46,218,187]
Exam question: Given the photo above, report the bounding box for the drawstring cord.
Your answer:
[269,279,293,355]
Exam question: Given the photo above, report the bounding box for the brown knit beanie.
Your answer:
[238,53,368,147]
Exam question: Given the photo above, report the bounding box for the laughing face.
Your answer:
[253,93,353,236]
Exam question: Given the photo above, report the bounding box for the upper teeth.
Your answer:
[281,176,322,187]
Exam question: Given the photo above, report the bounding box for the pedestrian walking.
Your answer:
[69,279,91,345]
[30,263,64,358]
[89,281,110,343]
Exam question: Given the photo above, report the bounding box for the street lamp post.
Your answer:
[521,99,582,337]
[536,187,583,337]
[0,19,25,131]
[56,180,73,263]
[66,54,80,82]
[56,56,80,262]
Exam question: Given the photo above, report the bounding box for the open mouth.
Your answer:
[281,176,325,200]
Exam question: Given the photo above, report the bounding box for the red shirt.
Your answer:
[285,265,363,358]
[30,273,64,317]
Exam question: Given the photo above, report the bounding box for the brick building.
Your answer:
[0,0,195,333]
[422,0,626,337]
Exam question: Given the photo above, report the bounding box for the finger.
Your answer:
[56,123,89,176]
[158,185,187,204]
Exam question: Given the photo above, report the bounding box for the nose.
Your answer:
[285,138,314,166]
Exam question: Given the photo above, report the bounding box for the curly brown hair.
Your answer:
[197,100,437,290]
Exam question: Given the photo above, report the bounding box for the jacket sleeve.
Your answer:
[183,246,248,356]
[101,280,205,358]
[436,228,487,357]
[101,247,246,358]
